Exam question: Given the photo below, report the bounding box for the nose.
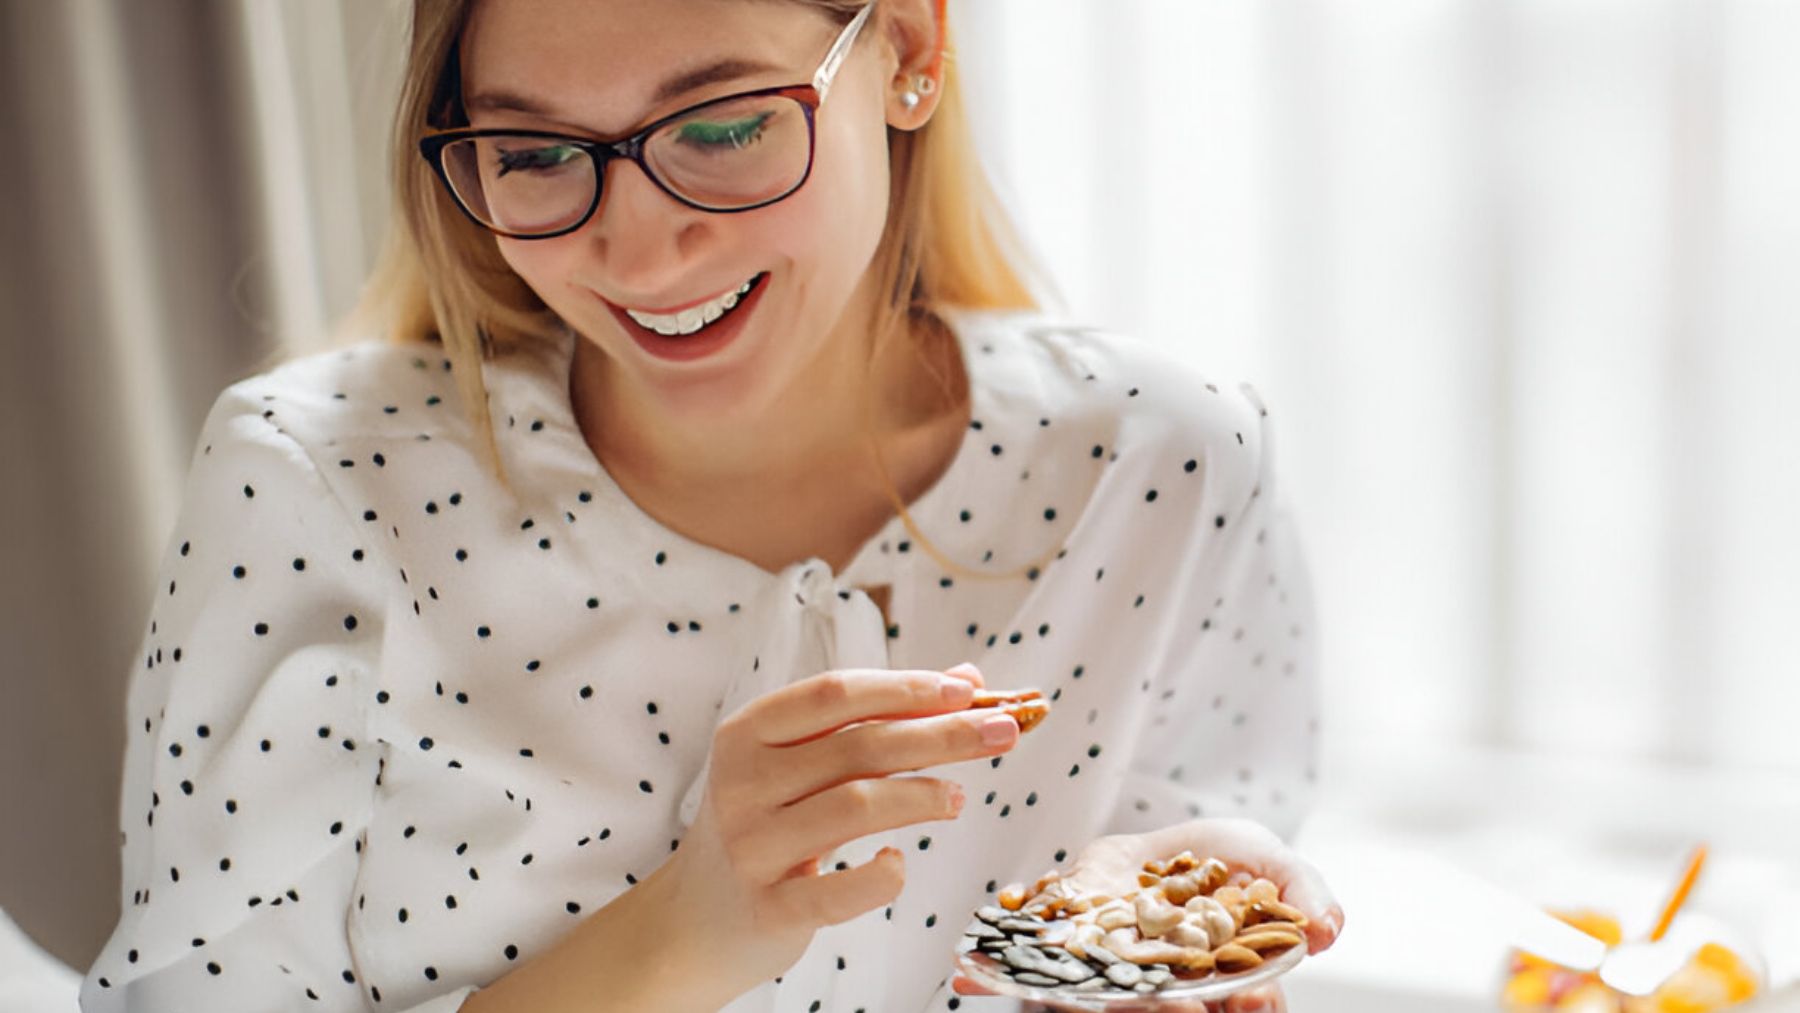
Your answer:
[581,155,714,295]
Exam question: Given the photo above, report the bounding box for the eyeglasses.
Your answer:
[419,2,876,240]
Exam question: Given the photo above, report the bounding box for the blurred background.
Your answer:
[2,0,1796,1008]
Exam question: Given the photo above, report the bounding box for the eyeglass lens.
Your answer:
[440,93,813,235]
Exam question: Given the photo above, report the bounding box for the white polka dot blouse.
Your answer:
[80,309,1320,1012]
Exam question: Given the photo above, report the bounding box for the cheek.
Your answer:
[495,236,597,326]
[495,239,570,297]
[757,102,892,274]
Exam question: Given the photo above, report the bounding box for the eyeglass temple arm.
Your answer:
[813,0,877,101]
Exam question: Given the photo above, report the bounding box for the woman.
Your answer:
[80,0,1340,1010]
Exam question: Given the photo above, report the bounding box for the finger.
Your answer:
[771,707,1018,804]
[747,776,961,882]
[1303,901,1346,954]
[1223,983,1286,1012]
[745,669,980,746]
[953,976,1111,1012]
[767,845,906,929]
[777,856,821,882]
[943,661,985,688]
[1270,871,1342,954]
[950,975,997,996]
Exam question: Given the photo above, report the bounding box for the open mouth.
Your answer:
[621,273,768,338]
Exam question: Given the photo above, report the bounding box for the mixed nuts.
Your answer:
[958,850,1309,998]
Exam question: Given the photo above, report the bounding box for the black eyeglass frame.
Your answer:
[418,83,823,240]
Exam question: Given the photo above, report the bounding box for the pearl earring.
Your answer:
[900,74,935,111]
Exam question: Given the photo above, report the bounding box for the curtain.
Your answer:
[0,0,407,973]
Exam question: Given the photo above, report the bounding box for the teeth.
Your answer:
[627,275,759,336]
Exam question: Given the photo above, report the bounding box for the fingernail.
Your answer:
[979,713,1017,745]
[947,783,965,815]
[939,675,974,705]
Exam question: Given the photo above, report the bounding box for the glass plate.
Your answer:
[954,940,1304,1009]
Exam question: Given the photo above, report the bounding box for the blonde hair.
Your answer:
[342,0,1046,578]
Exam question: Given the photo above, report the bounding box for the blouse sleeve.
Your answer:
[79,384,475,1013]
[1101,386,1322,843]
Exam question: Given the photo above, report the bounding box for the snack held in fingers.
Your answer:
[966,687,1051,733]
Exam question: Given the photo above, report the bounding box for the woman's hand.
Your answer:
[1012,986,1285,1013]
[663,662,1019,1003]
[952,817,1344,1013]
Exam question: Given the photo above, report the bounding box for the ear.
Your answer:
[879,0,947,131]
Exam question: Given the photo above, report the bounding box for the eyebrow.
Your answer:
[466,57,787,125]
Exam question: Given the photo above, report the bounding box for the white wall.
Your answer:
[953,0,1800,773]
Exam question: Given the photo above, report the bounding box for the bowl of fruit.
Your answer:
[1501,847,1766,1011]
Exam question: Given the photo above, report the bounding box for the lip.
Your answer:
[598,272,769,365]
[621,279,755,316]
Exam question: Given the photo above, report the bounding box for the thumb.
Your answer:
[1223,984,1286,1012]
[942,661,985,687]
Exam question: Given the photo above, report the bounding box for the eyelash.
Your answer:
[674,112,774,150]
[494,145,580,177]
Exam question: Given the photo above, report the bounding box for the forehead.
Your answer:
[461,0,838,133]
